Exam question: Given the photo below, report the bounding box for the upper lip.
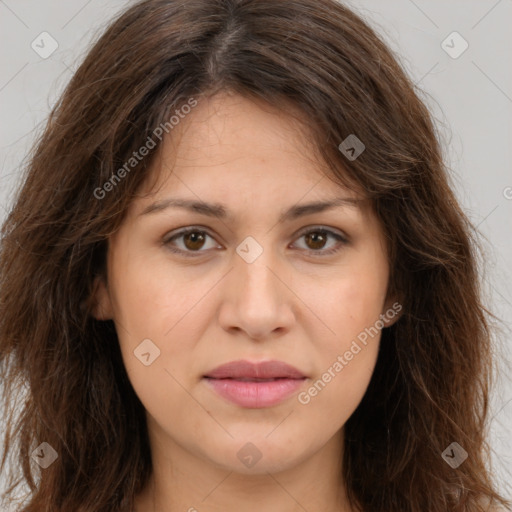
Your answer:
[204,360,306,379]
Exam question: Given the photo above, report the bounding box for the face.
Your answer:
[93,92,399,476]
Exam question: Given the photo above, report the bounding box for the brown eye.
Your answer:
[164,226,348,258]
[292,228,348,256]
[164,228,219,255]
[182,231,206,251]
[304,231,328,250]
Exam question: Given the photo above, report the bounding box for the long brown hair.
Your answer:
[1,0,510,511]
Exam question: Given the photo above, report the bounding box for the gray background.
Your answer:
[1,0,511,503]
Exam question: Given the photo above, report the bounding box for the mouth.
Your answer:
[203,359,306,380]
[202,360,307,408]
[208,377,296,382]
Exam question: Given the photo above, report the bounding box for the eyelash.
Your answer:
[162,226,348,258]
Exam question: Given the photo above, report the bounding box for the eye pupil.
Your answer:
[167,227,344,257]
[305,232,327,250]
[184,231,205,250]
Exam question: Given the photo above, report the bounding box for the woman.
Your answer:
[0,0,510,511]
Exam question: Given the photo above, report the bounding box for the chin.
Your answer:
[202,437,308,475]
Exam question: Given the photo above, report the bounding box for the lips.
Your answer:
[204,359,306,380]
[203,359,307,408]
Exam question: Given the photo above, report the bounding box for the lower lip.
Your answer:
[203,377,306,408]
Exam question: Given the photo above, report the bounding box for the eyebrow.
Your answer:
[139,196,362,223]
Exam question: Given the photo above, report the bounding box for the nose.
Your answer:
[217,245,295,341]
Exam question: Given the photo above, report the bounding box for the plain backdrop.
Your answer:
[1,0,511,503]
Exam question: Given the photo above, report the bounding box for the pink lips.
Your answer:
[203,360,307,408]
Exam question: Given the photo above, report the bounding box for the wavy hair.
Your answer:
[0,0,510,511]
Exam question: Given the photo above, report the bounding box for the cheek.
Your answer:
[305,266,385,410]
[299,283,383,424]
[107,253,216,399]
[109,253,198,338]
[298,346,379,432]
[316,270,388,347]
[109,267,197,426]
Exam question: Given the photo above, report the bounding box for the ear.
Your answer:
[89,275,114,320]
[381,295,404,328]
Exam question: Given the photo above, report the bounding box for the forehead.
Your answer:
[156,93,323,177]
[131,91,371,222]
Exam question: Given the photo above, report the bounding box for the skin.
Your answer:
[92,91,400,512]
